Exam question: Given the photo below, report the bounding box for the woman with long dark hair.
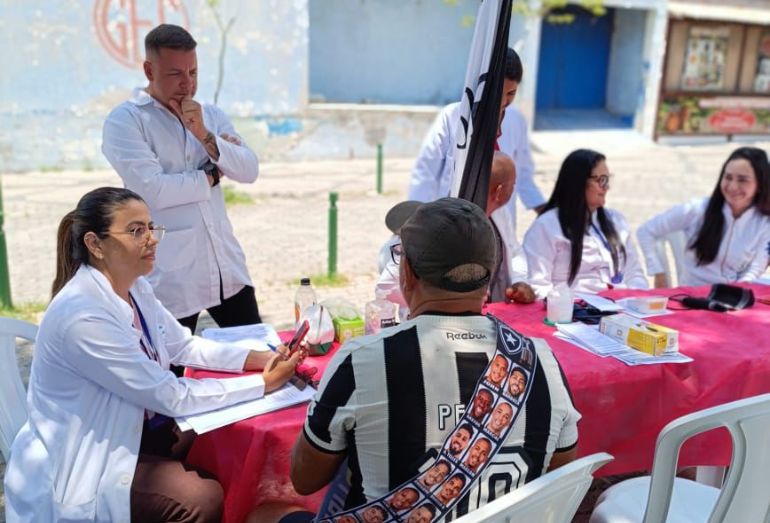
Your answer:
[5,187,301,523]
[523,149,648,298]
[637,146,770,287]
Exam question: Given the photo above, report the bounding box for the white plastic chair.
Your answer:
[653,230,687,287]
[453,452,613,523]
[0,317,37,461]
[590,393,770,523]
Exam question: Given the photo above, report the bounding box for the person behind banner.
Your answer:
[3,188,300,523]
[637,146,770,287]
[102,24,263,335]
[408,48,546,233]
[377,152,535,310]
[256,198,579,523]
[523,149,648,299]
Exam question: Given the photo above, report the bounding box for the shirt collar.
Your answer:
[81,264,134,325]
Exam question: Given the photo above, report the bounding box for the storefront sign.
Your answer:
[657,96,770,136]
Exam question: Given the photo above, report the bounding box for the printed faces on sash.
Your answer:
[418,460,451,491]
[485,400,515,438]
[503,366,529,404]
[333,515,360,523]
[387,486,422,513]
[434,472,468,507]
[484,354,509,389]
[469,387,494,423]
[445,422,476,460]
[462,435,491,473]
[356,504,389,523]
[405,502,437,523]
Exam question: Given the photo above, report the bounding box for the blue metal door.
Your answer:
[536,7,614,110]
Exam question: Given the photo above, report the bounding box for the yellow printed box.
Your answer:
[599,314,679,356]
[332,316,364,345]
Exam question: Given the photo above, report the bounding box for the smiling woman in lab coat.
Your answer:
[4,187,301,523]
[636,146,770,287]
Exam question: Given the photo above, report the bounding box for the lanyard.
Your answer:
[130,294,160,363]
[317,316,537,523]
[590,223,623,284]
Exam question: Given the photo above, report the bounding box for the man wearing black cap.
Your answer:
[279,198,580,523]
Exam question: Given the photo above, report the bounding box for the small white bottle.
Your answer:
[294,277,317,324]
[546,283,574,324]
[364,291,397,335]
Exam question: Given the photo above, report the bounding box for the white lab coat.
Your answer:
[523,208,648,298]
[407,103,545,233]
[102,88,258,318]
[4,265,265,523]
[375,207,527,309]
[636,197,770,285]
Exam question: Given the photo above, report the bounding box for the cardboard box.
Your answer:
[599,314,679,355]
[332,316,364,345]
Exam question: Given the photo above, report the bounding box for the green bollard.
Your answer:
[0,177,12,308]
[376,143,383,194]
[328,192,338,278]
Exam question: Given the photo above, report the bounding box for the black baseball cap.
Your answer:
[385,200,422,235]
[399,198,497,292]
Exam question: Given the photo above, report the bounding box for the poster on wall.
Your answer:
[680,26,729,91]
[754,31,770,93]
[657,96,770,136]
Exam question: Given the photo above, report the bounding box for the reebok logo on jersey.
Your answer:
[446,331,488,340]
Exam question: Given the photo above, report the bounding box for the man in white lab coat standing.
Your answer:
[408,47,545,234]
[103,24,261,334]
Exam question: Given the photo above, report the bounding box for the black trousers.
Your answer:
[177,284,261,334]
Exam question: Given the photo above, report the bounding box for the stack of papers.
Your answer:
[176,383,316,434]
[555,323,692,366]
[201,323,281,352]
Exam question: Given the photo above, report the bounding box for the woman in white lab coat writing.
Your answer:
[637,146,770,287]
[4,187,301,523]
[523,149,648,298]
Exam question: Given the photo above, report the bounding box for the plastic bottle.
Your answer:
[364,291,397,335]
[294,277,318,324]
[546,283,574,324]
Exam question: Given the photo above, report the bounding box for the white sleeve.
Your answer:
[102,106,212,210]
[636,200,701,276]
[208,106,259,184]
[738,225,770,282]
[523,218,558,299]
[614,212,649,289]
[375,259,408,309]
[63,313,264,418]
[508,110,545,209]
[408,106,454,202]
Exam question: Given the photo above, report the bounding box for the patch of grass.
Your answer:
[292,273,350,288]
[0,301,47,323]
[223,186,255,206]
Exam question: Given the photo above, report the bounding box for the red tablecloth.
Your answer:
[187,284,770,523]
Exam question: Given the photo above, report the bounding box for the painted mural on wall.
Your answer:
[657,96,770,135]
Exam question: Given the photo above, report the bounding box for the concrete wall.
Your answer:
[0,0,308,172]
[606,9,647,117]
[308,0,479,105]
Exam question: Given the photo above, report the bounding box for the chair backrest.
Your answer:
[0,317,38,461]
[653,230,687,287]
[453,452,613,523]
[642,393,770,523]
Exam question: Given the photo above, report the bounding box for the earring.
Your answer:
[96,253,103,260]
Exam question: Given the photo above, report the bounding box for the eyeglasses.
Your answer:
[588,174,612,189]
[109,225,166,244]
[390,243,403,265]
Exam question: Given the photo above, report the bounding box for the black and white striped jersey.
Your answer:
[303,313,580,518]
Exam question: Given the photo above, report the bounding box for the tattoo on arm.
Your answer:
[203,131,220,161]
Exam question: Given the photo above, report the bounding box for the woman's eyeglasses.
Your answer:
[109,225,166,244]
[588,174,612,189]
[390,243,403,264]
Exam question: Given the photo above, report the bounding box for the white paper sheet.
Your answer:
[201,323,281,352]
[176,383,316,434]
[574,293,624,312]
[615,298,671,319]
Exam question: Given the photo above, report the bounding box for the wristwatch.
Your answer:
[201,160,221,187]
